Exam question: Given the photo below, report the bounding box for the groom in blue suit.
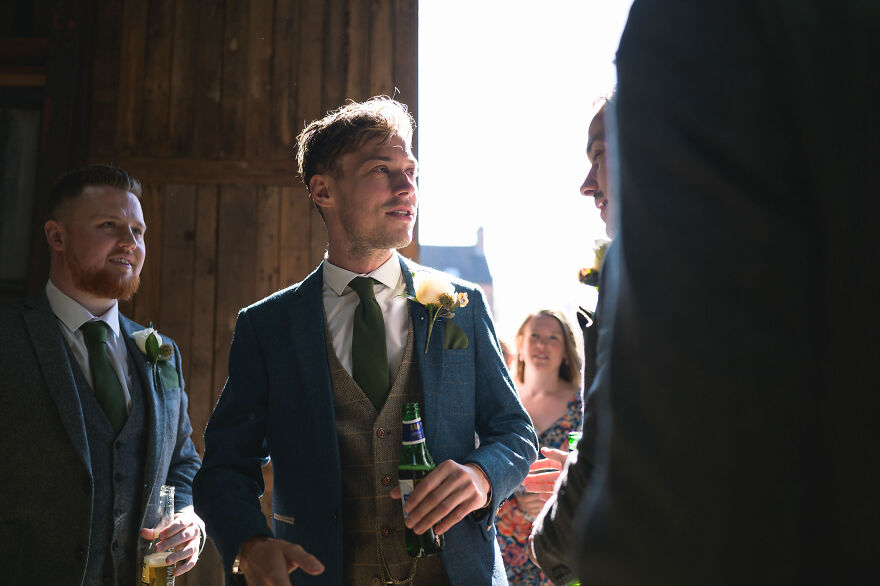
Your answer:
[194,97,538,585]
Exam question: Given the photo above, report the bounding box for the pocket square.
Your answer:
[444,321,469,350]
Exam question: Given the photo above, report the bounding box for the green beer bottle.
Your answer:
[399,402,444,557]
[566,431,582,586]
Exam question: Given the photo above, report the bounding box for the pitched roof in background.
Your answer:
[420,244,493,283]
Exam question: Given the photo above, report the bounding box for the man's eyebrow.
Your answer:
[95,213,146,229]
[359,155,418,167]
[587,136,605,158]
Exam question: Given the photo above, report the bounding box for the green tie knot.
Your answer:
[81,320,109,345]
[349,276,378,302]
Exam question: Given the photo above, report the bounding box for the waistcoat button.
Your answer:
[381,525,392,537]
[377,428,387,438]
[381,475,392,486]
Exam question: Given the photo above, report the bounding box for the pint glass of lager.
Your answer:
[142,485,176,585]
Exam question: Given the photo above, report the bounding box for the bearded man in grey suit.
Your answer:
[0,165,204,585]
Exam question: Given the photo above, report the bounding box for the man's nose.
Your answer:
[118,228,137,248]
[394,171,417,197]
[580,166,597,197]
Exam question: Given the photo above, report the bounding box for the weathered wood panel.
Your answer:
[89,0,122,160]
[142,0,174,155]
[190,184,219,443]
[370,0,394,97]
[221,0,248,159]
[346,0,372,99]
[169,0,199,155]
[280,185,315,286]
[247,0,274,160]
[115,0,148,154]
[158,184,197,379]
[270,0,298,159]
[192,0,224,158]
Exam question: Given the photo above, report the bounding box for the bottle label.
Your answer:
[402,417,425,445]
[399,479,416,518]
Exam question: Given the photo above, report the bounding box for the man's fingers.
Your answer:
[405,463,483,534]
[166,540,198,566]
[283,543,325,576]
[433,502,472,535]
[542,446,570,464]
[173,556,197,576]
[401,461,454,511]
[522,470,562,494]
[139,527,156,540]
[529,457,564,473]
[240,537,324,585]
[156,524,199,552]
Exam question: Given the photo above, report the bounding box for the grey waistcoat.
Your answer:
[70,346,147,586]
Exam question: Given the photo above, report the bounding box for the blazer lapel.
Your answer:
[290,264,335,412]
[400,256,444,448]
[119,315,163,495]
[23,294,92,473]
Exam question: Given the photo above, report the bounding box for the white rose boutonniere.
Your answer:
[403,272,470,354]
[132,323,178,389]
[578,238,611,288]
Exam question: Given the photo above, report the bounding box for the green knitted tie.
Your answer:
[349,277,390,411]
[81,321,127,432]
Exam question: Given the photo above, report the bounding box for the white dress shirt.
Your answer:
[45,280,133,412]
[322,253,410,382]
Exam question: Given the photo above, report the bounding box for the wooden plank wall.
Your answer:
[82,1,419,583]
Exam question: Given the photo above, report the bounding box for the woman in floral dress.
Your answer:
[497,309,583,585]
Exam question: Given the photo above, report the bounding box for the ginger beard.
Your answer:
[66,245,141,301]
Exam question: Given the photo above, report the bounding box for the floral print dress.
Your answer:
[496,395,583,585]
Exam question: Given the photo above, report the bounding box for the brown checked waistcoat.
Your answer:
[326,318,449,585]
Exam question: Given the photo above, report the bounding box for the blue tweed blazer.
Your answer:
[194,254,538,585]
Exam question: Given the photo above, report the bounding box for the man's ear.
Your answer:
[310,174,333,212]
[44,220,65,252]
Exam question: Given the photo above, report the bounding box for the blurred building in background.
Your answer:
[419,227,494,313]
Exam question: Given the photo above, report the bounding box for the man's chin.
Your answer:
[73,270,141,301]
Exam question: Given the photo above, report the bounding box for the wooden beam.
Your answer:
[0,70,46,87]
[110,157,301,186]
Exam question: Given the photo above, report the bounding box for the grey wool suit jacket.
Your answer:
[0,292,201,585]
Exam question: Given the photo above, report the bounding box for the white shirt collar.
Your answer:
[323,252,403,296]
[45,279,121,337]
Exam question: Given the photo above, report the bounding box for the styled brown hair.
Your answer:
[514,309,582,387]
[295,96,415,192]
[49,164,142,220]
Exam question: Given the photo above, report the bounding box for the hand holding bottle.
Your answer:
[139,505,204,576]
[391,460,490,536]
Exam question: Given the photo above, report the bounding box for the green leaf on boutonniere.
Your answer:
[145,332,161,363]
